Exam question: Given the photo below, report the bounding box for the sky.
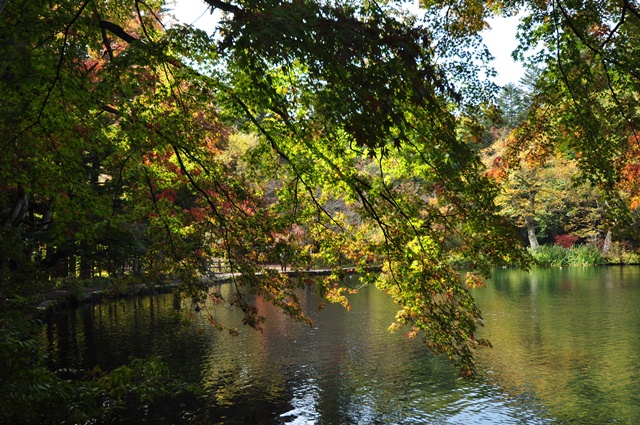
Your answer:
[168,0,220,31]
[482,15,526,86]
[168,0,526,86]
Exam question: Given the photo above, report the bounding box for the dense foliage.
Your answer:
[1,0,640,418]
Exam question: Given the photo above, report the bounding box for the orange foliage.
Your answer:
[485,155,507,181]
[619,134,640,210]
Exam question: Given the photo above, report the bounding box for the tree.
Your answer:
[7,0,640,383]
[509,0,640,239]
[0,0,221,292]
[484,137,607,249]
[496,83,529,130]
[476,0,640,252]
[212,0,535,372]
[0,0,536,380]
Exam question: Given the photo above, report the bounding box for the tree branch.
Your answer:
[623,0,640,22]
[143,168,181,262]
[202,0,242,14]
[134,0,151,40]
[0,0,9,17]
[100,25,114,60]
[98,20,139,44]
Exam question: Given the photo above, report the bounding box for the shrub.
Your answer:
[622,251,640,264]
[604,242,640,265]
[0,317,195,424]
[554,234,579,248]
[530,244,568,267]
[566,244,605,266]
[530,244,605,267]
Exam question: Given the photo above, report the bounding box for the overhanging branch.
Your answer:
[98,20,139,43]
[202,0,242,14]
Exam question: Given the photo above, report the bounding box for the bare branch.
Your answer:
[134,0,151,40]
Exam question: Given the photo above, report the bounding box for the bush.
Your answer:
[604,242,640,265]
[621,251,640,264]
[530,244,605,267]
[0,316,195,424]
[530,244,568,267]
[566,244,605,266]
[554,234,579,248]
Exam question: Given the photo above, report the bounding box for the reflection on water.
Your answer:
[46,268,640,423]
[473,266,640,425]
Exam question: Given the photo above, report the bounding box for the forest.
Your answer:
[1,0,639,422]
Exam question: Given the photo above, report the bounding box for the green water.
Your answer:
[46,267,640,423]
[474,266,640,424]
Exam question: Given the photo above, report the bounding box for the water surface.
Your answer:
[46,267,640,423]
[474,266,640,424]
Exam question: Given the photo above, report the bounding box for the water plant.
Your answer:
[566,244,605,266]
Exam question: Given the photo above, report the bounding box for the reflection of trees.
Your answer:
[473,268,640,423]
[45,276,640,423]
[46,295,210,377]
[198,282,474,422]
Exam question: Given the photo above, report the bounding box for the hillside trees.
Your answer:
[478,0,640,251]
[508,0,640,241]
[484,136,608,249]
[497,83,530,130]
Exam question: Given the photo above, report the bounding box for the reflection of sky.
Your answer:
[444,388,553,424]
[278,372,551,424]
[279,376,321,424]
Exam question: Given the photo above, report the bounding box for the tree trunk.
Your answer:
[602,230,612,254]
[54,254,69,278]
[526,191,539,250]
[4,188,28,227]
[79,254,92,280]
[525,215,539,250]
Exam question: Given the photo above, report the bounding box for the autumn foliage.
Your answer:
[554,234,579,248]
[2,0,640,387]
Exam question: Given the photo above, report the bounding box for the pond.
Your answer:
[45,267,640,424]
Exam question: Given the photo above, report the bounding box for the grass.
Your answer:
[530,244,605,267]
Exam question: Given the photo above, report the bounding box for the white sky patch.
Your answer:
[169,0,220,34]
[482,15,526,87]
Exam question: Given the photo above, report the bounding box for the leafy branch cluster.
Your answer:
[1,0,639,398]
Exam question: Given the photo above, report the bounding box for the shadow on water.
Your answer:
[46,268,640,423]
